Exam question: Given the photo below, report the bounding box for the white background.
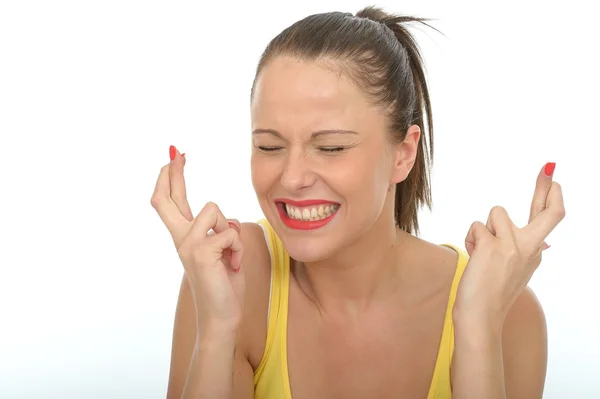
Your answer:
[0,0,597,398]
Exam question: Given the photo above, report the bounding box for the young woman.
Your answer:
[152,6,565,399]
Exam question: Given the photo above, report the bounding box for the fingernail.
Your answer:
[544,162,556,176]
[169,145,176,161]
[228,220,241,232]
[233,263,241,273]
[542,241,551,250]
[181,153,185,157]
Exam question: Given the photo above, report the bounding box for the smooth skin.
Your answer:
[154,57,564,399]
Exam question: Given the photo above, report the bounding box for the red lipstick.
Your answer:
[274,198,340,231]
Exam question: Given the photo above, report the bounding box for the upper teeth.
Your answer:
[285,204,339,221]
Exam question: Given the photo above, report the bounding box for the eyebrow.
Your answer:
[251,128,359,139]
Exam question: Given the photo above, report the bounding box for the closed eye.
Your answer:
[320,147,346,153]
[258,146,283,152]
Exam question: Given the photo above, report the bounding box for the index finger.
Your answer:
[529,162,555,223]
[524,181,565,245]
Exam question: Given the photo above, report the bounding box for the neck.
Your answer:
[294,214,413,318]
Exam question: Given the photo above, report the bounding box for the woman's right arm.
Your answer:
[167,273,255,399]
[152,147,262,399]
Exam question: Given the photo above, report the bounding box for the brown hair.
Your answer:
[251,6,438,235]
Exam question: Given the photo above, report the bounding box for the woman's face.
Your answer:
[250,56,417,262]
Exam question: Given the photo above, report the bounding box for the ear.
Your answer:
[390,124,421,184]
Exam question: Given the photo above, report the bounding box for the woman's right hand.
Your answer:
[151,146,245,336]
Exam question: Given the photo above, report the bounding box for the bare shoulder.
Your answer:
[239,222,272,323]
[237,222,273,365]
[502,286,548,398]
[239,221,272,276]
[238,222,272,331]
[502,286,547,355]
[407,236,461,295]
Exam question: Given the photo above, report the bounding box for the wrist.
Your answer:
[198,316,241,336]
[196,329,237,351]
[452,308,504,345]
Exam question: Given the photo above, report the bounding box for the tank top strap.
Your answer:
[253,219,292,397]
[426,243,470,398]
[440,243,469,363]
[442,244,469,310]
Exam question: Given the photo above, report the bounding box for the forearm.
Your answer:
[182,332,237,399]
[451,315,506,399]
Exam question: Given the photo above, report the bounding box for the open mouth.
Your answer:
[274,200,340,230]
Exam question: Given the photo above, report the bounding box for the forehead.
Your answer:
[251,56,383,133]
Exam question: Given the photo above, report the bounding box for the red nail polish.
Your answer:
[169,145,176,161]
[544,162,556,176]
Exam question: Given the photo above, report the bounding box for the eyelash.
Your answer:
[321,147,346,153]
[258,146,346,153]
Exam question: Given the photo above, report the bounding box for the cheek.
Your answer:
[250,158,262,191]
[325,154,389,199]
[251,155,276,195]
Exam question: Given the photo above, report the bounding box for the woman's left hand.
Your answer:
[454,162,565,333]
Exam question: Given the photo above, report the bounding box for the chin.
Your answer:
[264,215,345,263]
[277,234,341,263]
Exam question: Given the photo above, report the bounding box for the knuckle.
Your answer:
[150,195,164,210]
[485,243,501,258]
[160,164,171,177]
[553,205,566,220]
[203,201,220,214]
[470,221,484,231]
[474,221,489,236]
[489,205,506,219]
[502,242,519,261]
[524,245,542,267]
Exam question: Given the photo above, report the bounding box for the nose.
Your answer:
[280,149,316,192]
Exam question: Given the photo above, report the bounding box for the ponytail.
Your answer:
[357,7,436,234]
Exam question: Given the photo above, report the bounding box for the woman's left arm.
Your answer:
[452,286,548,399]
[451,162,563,399]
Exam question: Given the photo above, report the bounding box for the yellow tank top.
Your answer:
[253,219,469,399]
